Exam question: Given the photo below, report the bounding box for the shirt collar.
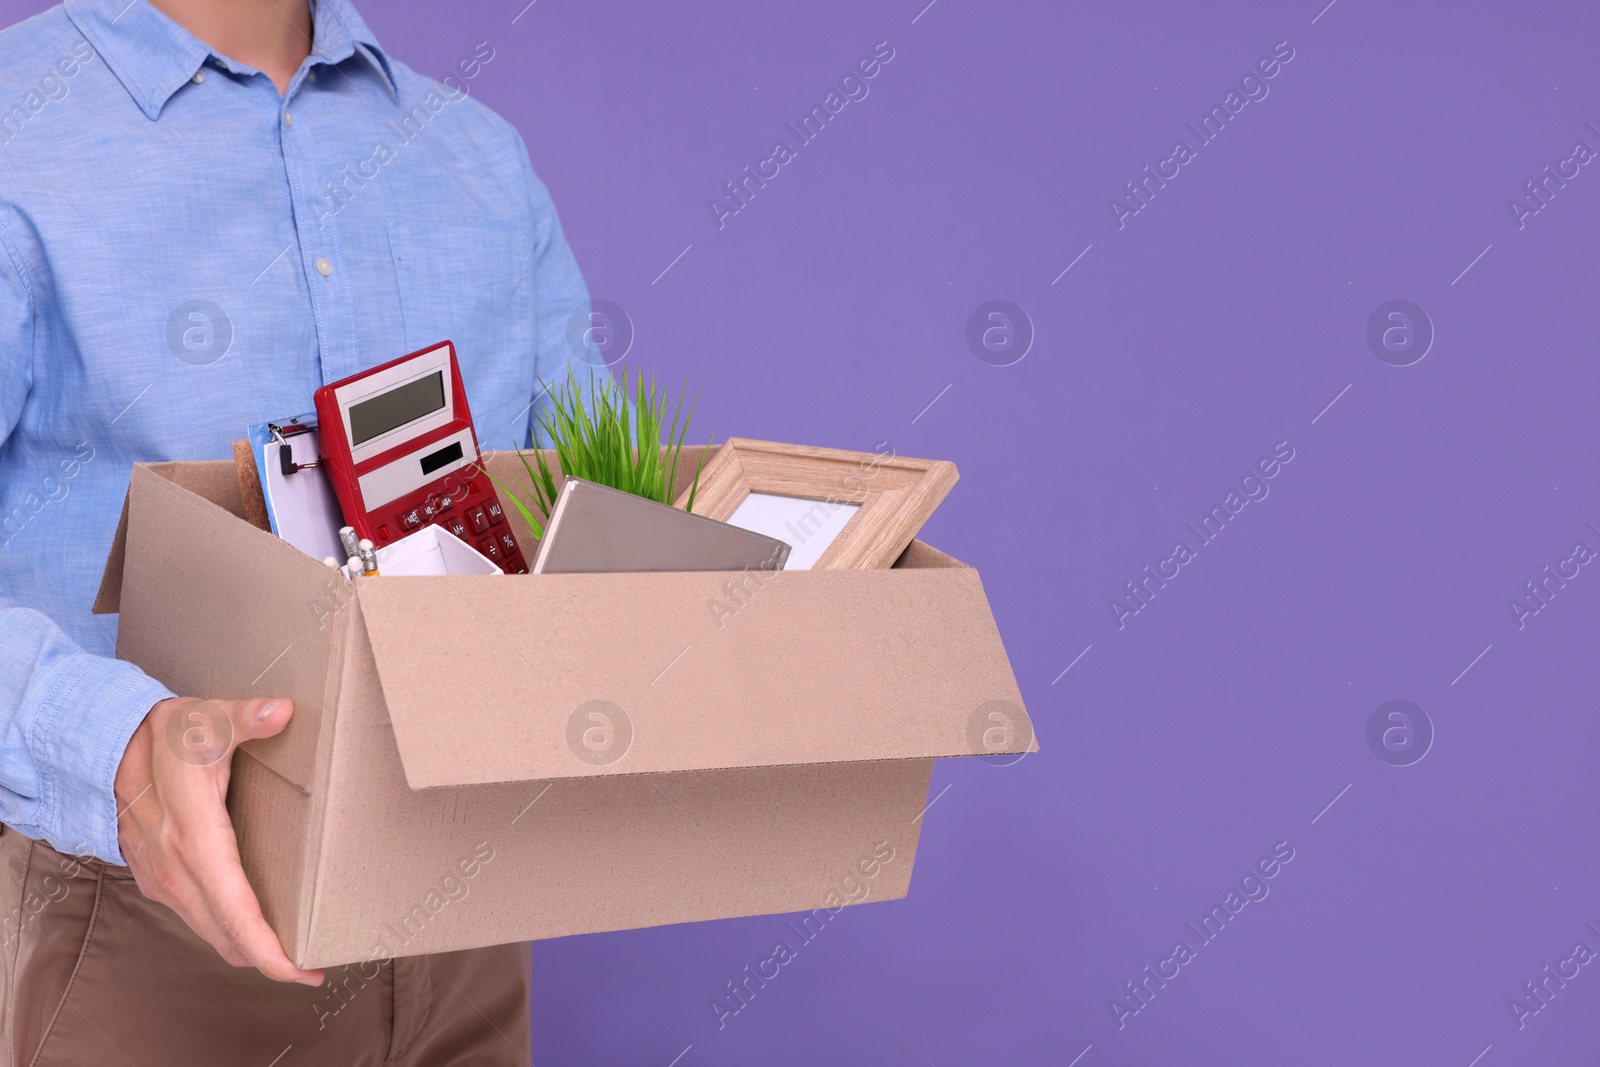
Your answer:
[309,0,397,97]
[64,0,397,121]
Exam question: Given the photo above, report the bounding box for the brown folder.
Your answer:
[531,478,792,574]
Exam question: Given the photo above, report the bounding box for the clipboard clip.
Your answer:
[269,419,325,478]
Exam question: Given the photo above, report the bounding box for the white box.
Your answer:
[374,524,502,577]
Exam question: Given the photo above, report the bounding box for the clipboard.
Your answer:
[246,413,346,563]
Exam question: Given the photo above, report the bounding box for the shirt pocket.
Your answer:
[387,223,535,430]
[388,223,540,444]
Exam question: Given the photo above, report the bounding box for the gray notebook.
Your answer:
[531,478,792,575]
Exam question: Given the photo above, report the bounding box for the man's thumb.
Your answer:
[230,697,295,744]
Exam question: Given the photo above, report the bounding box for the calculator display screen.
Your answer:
[349,372,446,446]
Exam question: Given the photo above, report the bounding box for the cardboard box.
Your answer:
[93,448,1035,968]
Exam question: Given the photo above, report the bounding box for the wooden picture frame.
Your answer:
[676,437,959,570]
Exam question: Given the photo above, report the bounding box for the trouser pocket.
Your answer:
[0,831,104,1067]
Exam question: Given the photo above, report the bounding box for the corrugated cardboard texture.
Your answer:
[357,564,1025,787]
[113,466,344,793]
[94,459,252,614]
[101,453,1034,966]
[299,598,932,965]
[230,748,318,954]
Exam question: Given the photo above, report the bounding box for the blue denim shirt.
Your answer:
[0,0,595,862]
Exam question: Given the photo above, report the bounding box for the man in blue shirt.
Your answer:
[0,0,592,1059]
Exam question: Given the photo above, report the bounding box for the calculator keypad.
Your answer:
[378,485,524,574]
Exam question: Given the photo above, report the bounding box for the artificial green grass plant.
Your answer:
[488,366,710,539]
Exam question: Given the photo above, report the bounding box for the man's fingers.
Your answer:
[140,862,285,974]
[122,844,250,967]
[121,694,319,984]
[152,877,251,969]
[201,874,321,985]
[227,697,295,746]
[218,903,320,985]
[188,826,321,985]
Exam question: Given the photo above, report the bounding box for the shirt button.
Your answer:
[284,109,293,126]
[192,70,206,84]
[306,70,317,83]
[315,257,333,277]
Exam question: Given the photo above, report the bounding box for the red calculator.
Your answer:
[313,341,528,574]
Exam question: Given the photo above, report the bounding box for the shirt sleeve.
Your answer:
[516,137,602,446]
[0,215,175,865]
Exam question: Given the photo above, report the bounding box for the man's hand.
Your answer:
[114,696,323,986]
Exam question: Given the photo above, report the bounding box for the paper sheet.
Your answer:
[725,492,859,571]
[249,420,346,563]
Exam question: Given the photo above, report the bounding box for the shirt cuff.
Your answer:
[30,659,174,866]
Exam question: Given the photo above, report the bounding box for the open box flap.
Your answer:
[94,446,711,614]
[105,464,347,793]
[356,560,1034,789]
[94,460,254,614]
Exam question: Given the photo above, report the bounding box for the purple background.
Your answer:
[16,0,1600,1063]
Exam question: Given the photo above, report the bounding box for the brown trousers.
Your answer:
[0,827,532,1066]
